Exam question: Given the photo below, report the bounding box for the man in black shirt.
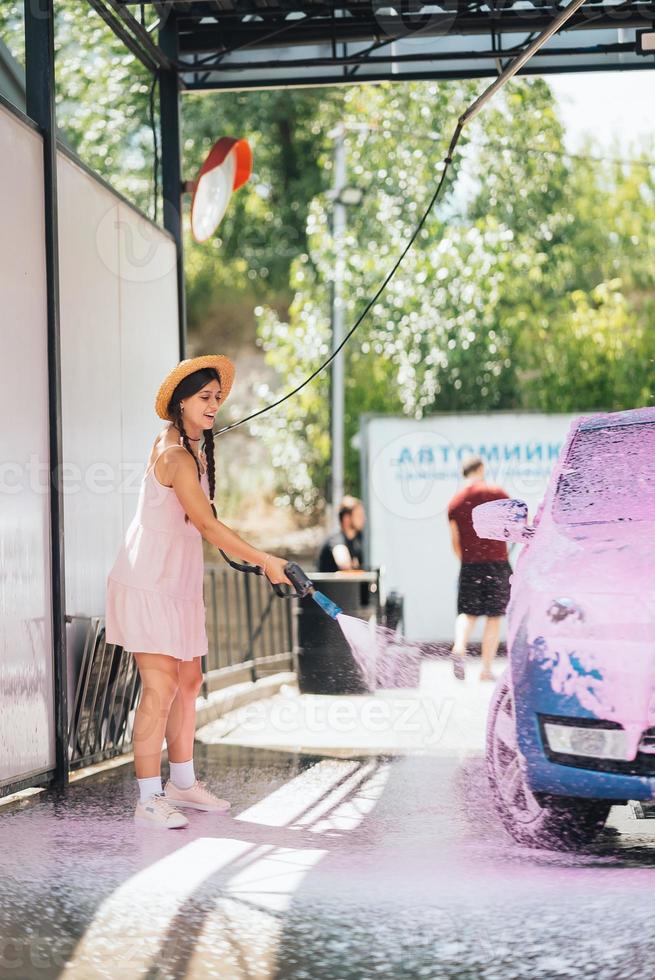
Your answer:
[317,496,366,571]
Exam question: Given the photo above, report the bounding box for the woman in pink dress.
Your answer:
[105,355,292,829]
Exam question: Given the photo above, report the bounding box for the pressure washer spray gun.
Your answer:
[218,549,343,620]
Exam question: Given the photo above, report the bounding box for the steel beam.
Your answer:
[176,40,636,74]
[183,57,655,89]
[175,6,654,52]
[108,0,655,86]
[159,9,187,358]
[24,0,69,788]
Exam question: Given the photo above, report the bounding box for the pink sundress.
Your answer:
[105,443,210,661]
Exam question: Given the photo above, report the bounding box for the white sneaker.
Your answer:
[163,778,231,813]
[134,792,189,829]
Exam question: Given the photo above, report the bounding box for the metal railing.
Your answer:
[66,564,295,770]
[202,562,295,695]
[67,616,141,770]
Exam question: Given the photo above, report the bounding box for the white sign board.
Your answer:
[360,413,578,642]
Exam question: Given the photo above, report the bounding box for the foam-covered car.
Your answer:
[473,406,655,849]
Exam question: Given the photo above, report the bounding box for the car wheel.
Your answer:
[486,672,610,850]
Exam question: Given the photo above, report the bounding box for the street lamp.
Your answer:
[327,122,365,532]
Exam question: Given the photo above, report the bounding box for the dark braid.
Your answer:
[168,366,222,524]
[173,402,202,524]
[203,427,218,520]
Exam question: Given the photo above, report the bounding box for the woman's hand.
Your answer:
[262,554,293,586]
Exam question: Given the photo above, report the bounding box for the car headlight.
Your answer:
[543,721,630,760]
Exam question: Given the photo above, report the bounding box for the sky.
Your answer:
[547,70,655,153]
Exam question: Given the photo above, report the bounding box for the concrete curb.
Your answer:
[62,671,297,788]
[193,671,297,731]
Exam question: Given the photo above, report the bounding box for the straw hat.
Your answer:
[155,354,236,421]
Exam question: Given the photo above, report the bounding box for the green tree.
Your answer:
[252,78,655,512]
[182,88,341,341]
[517,280,647,411]
[250,79,481,509]
[4,3,654,517]
[0,1,159,215]
[0,3,345,341]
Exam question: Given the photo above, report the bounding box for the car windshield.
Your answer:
[552,421,655,525]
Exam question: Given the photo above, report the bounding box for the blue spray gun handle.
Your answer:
[268,560,343,619]
[217,551,342,617]
[217,550,314,599]
[217,551,343,618]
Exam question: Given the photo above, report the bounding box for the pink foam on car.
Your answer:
[475,405,655,759]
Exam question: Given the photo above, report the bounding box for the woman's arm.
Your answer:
[331,543,354,570]
[168,451,288,576]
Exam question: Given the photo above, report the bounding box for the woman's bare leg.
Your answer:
[132,652,180,778]
[165,657,204,764]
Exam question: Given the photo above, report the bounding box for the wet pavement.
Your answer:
[1,661,655,979]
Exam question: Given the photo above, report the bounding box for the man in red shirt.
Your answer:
[447,455,511,682]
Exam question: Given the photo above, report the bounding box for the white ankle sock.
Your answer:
[169,759,195,790]
[138,775,163,803]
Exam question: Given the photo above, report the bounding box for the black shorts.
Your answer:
[457,561,512,617]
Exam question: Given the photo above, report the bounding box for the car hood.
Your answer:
[525,519,655,598]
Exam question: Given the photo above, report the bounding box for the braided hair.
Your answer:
[168,367,220,524]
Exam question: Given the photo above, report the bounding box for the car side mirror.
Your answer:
[472,498,534,544]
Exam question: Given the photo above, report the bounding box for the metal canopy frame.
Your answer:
[110,0,655,89]
[12,0,652,796]
[97,1,654,370]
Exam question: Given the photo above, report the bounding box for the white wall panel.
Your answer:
[0,103,55,782]
[116,201,179,532]
[361,413,578,641]
[57,155,179,623]
[57,153,124,620]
